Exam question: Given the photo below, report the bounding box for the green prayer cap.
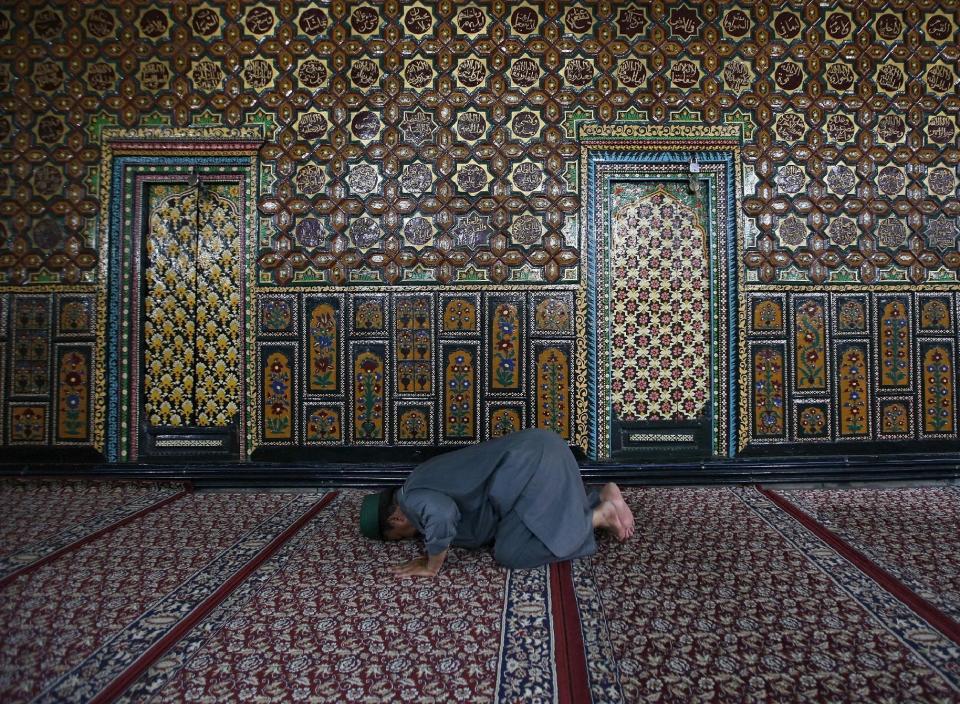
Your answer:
[360,489,393,540]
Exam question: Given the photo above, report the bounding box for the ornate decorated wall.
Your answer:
[0,1,957,463]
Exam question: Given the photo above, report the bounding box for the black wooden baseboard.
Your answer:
[2,452,958,488]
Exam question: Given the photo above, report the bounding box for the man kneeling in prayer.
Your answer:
[359,428,635,577]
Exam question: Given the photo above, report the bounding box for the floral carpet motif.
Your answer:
[0,491,324,703]
[119,491,556,703]
[571,487,959,703]
[0,479,183,565]
[773,487,960,624]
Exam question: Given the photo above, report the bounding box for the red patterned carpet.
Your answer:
[1,482,959,703]
[118,491,557,703]
[0,490,331,703]
[0,479,184,579]
[770,487,960,624]
[568,488,960,703]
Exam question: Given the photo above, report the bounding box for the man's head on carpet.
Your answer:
[360,488,417,541]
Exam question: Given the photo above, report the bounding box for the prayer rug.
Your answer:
[566,487,960,703]
[767,487,960,626]
[0,479,185,581]
[0,490,333,704]
[114,490,561,704]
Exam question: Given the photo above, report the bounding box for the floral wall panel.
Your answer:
[11,297,50,398]
[10,404,46,444]
[307,300,340,394]
[608,184,711,423]
[352,343,387,444]
[487,296,524,395]
[260,348,295,443]
[395,403,433,445]
[837,342,871,439]
[442,343,477,444]
[877,296,911,391]
[750,344,786,442]
[55,346,91,443]
[304,404,343,445]
[534,342,571,441]
[920,342,955,437]
[395,295,433,397]
[793,298,827,392]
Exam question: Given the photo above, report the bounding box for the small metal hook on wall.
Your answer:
[688,157,700,198]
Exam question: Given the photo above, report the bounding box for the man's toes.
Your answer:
[612,498,635,532]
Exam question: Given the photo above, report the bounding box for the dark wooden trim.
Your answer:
[2,452,958,487]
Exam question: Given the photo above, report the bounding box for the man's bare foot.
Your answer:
[600,483,635,538]
[592,500,628,541]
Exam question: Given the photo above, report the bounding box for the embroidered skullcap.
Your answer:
[359,488,393,540]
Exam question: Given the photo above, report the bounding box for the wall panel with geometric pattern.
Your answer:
[0,2,957,462]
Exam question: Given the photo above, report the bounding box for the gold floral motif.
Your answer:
[195,183,242,426]
[143,184,198,427]
[143,183,242,428]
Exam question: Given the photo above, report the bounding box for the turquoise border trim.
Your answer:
[586,150,739,459]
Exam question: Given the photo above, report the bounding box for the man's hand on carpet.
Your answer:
[390,557,436,577]
[390,550,447,578]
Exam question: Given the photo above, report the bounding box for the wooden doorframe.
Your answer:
[579,125,744,460]
[98,129,261,462]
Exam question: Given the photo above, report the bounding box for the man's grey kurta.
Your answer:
[397,428,599,569]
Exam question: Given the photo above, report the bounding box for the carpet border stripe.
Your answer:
[550,561,592,704]
[87,490,339,704]
[759,486,960,648]
[495,565,558,703]
[0,487,191,589]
